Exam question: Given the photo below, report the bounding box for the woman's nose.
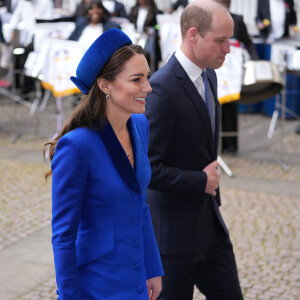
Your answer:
[143,80,152,93]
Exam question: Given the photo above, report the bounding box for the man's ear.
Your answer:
[187,27,199,44]
[97,78,111,94]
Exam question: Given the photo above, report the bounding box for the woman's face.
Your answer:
[103,54,152,118]
[88,5,104,24]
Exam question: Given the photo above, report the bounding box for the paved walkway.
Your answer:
[0,97,299,299]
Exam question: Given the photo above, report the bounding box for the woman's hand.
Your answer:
[146,276,162,300]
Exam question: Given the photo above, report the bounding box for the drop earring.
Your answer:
[106,94,110,100]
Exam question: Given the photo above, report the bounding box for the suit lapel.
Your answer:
[171,56,214,153]
[98,120,141,193]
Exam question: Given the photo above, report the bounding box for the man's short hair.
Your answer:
[180,4,213,37]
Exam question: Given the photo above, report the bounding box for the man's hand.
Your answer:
[203,160,221,196]
[146,276,162,300]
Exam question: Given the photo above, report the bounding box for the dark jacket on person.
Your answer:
[111,0,127,18]
[171,0,188,11]
[128,4,162,71]
[231,12,259,60]
[145,54,229,255]
[256,0,297,39]
[68,16,120,41]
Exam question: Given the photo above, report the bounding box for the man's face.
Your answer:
[193,12,234,69]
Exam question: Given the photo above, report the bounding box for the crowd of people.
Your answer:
[0,0,298,135]
[0,1,299,298]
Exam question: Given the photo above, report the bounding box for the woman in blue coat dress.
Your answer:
[44,28,163,300]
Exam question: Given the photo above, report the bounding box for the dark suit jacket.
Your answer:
[145,54,229,255]
[256,0,297,39]
[68,16,120,41]
[3,0,14,13]
[128,5,162,70]
[231,13,259,60]
[112,0,127,18]
[171,0,188,10]
[129,5,161,31]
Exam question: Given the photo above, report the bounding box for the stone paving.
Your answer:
[0,97,299,299]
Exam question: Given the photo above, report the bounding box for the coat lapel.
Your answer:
[98,120,141,193]
[127,117,150,192]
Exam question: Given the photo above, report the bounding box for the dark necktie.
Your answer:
[201,70,214,133]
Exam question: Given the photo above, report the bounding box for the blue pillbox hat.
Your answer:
[70,28,132,94]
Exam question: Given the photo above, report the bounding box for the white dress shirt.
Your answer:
[175,48,206,101]
[269,0,285,42]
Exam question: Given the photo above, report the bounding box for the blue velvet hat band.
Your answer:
[70,28,132,94]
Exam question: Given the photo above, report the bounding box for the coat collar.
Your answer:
[98,116,149,193]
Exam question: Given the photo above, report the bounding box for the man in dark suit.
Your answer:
[145,0,244,299]
[168,0,188,13]
[256,0,297,41]
[107,0,127,18]
[215,0,259,154]
[2,0,18,13]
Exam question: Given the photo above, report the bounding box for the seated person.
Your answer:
[256,0,297,42]
[8,0,53,95]
[72,0,92,21]
[168,0,188,14]
[103,0,127,18]
[68,0,120,50]
[128,0,162,71]
[215,0,259,155]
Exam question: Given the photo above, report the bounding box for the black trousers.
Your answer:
[158,225,244,300]
[221,101,238,153]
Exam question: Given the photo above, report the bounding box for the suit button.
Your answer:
[133,262,142,271]
[136,284,144,293]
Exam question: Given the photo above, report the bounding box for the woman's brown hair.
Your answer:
[44,44,146,179]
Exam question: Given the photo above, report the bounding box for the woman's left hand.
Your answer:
[146,276,162,300]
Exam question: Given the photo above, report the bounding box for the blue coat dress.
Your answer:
[51,114,164,300]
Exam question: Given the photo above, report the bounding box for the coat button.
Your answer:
[129,217,139,225]
[136,284,144,293]
[132,240,140,248]
[130,194,141,202]
[133,262,142,271]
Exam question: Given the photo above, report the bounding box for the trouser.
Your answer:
[221,101,238,152]
[158,227,243,300]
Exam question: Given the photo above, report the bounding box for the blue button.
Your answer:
[136,284,144,293]
[133,262,142,271]
[129,217,139,225]
[132,240,140,248]
[131,194,141,202]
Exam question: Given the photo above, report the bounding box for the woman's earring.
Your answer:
[106,94,110,100]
